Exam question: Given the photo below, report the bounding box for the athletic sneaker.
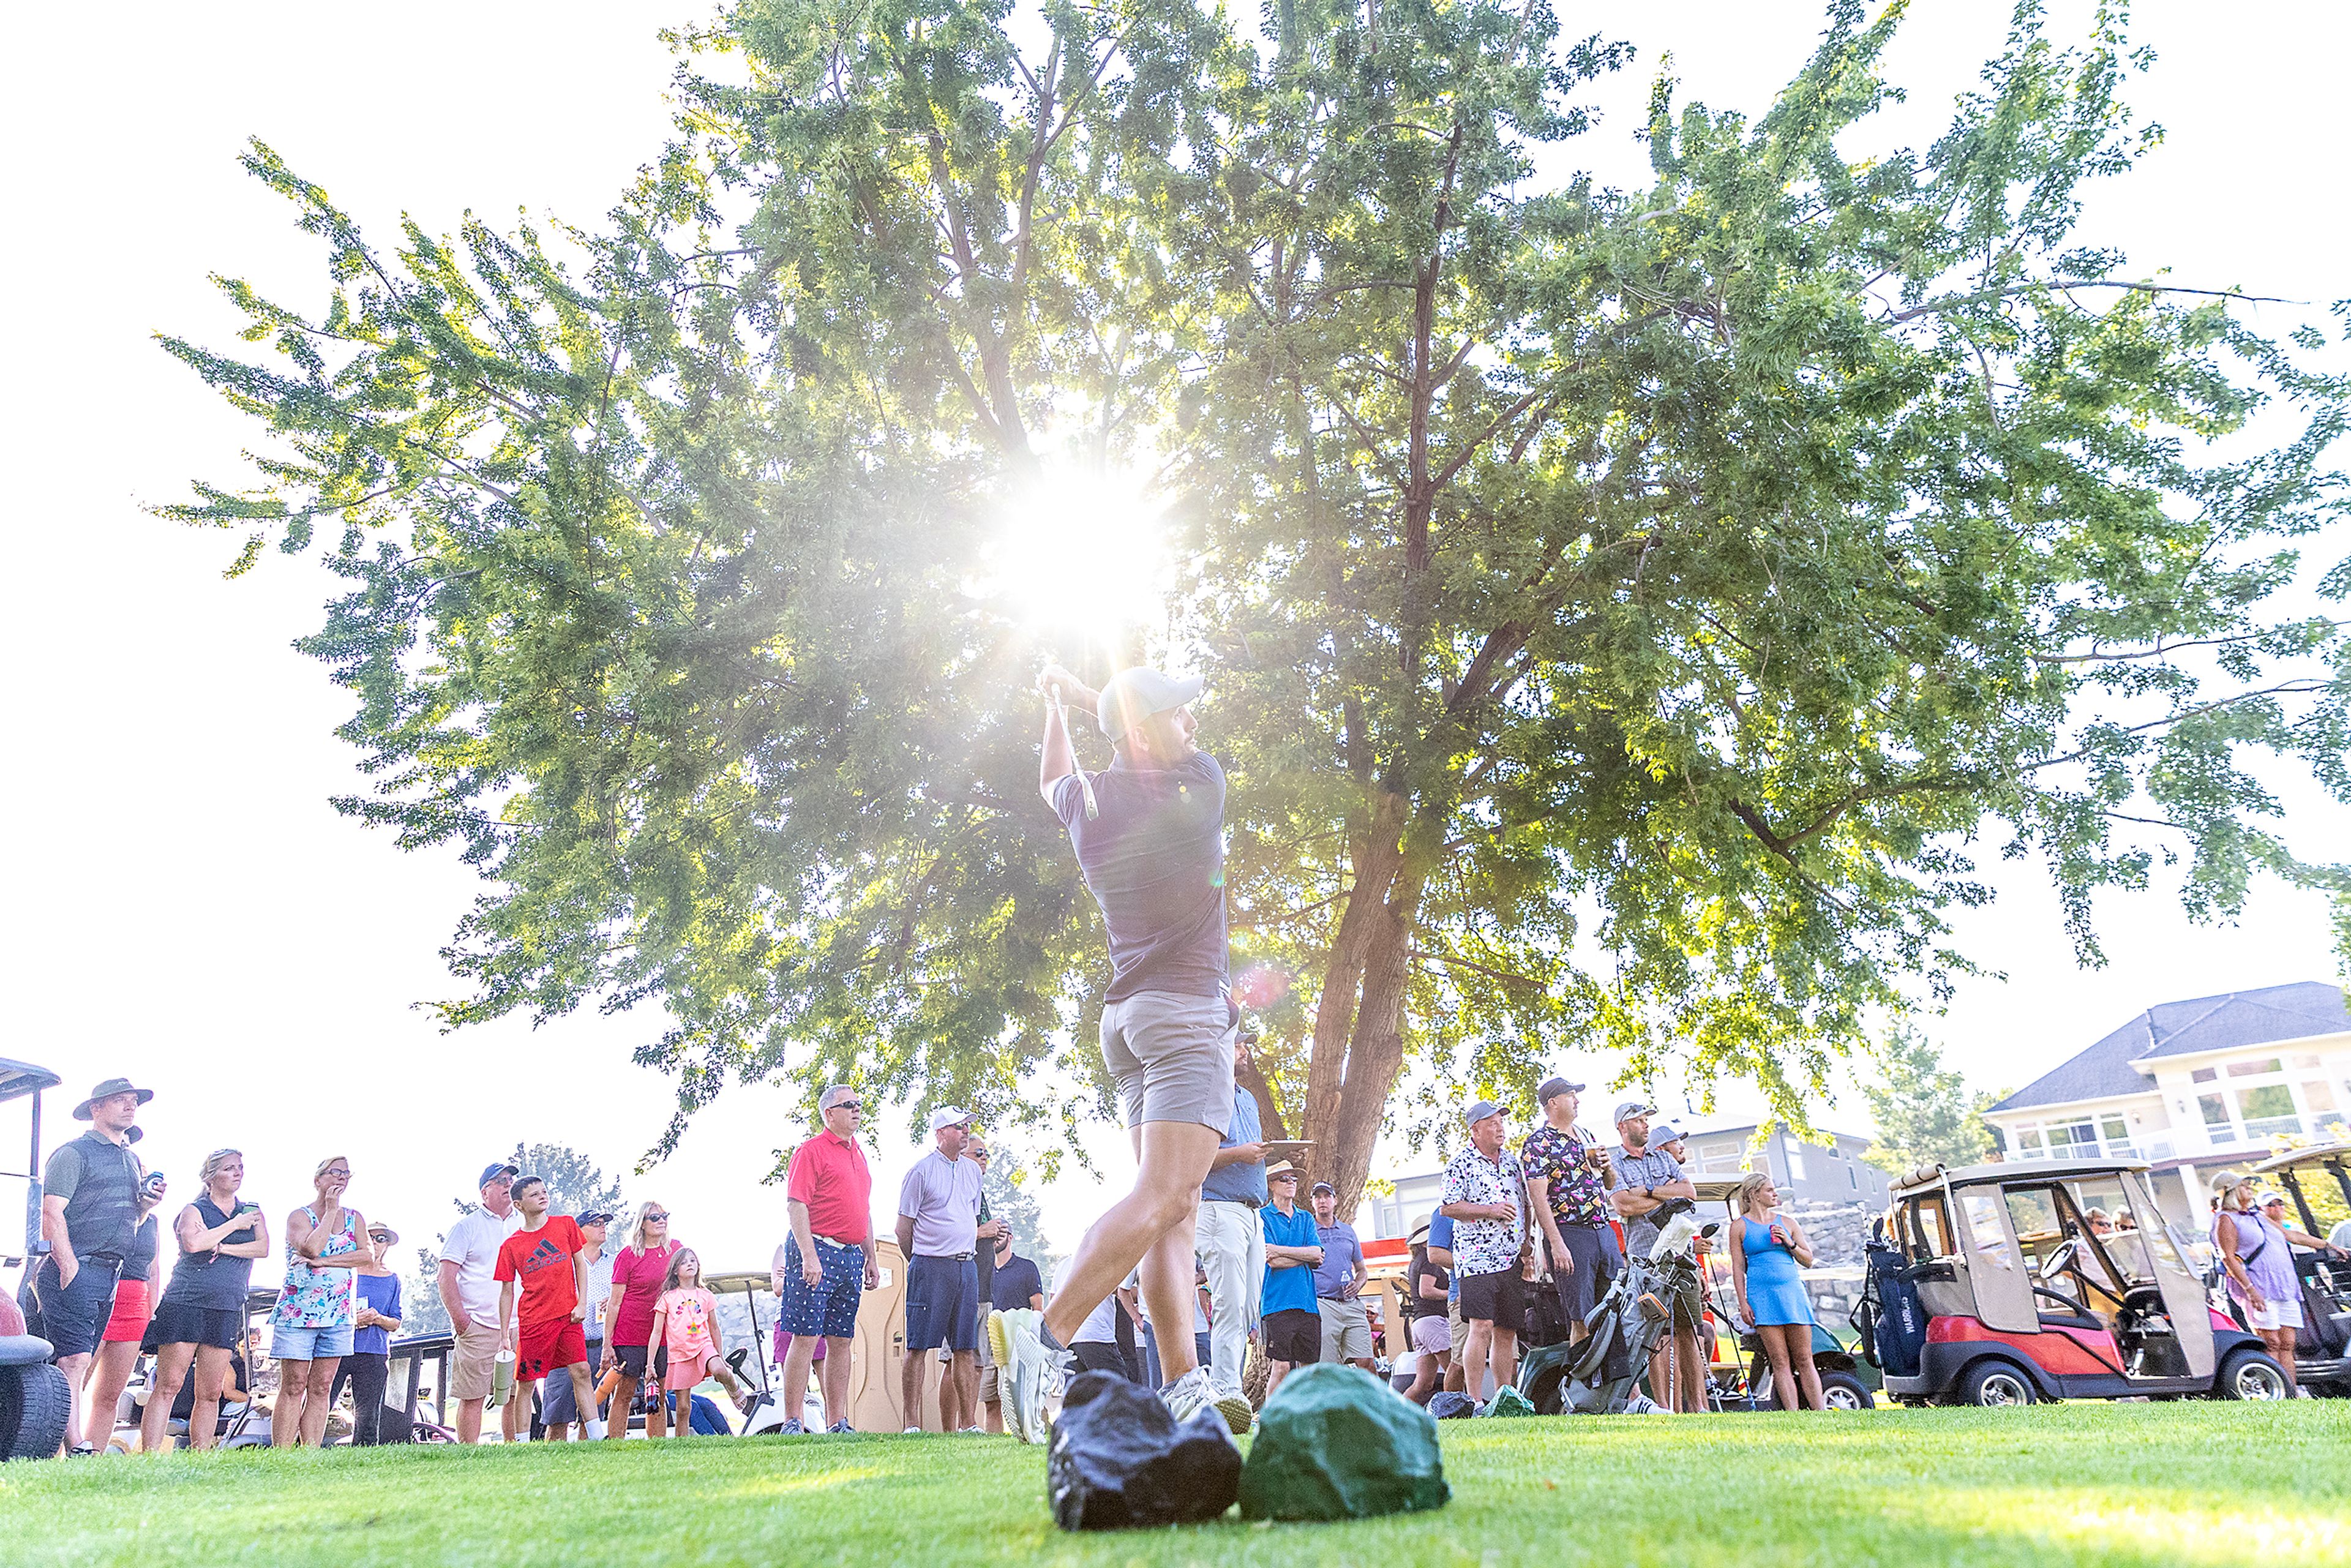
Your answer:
[1158,1367,1237,1444]
[827,1419,855,1435]
[1211,1392,1254,1435]
[903,1425,922,1434]
[779,1419,804,1435]
[992,1306,1068,1446]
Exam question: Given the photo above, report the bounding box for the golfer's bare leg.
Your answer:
[1136,1214,1204,1385]
[952,1349,979,1428]
[1040,1121,1221,1348]
[1459,1319,1491,1401]
[456,1395,485,1444]
[820,1337,853,1427]
[899,1345,928,1430]
[782,1337,817,1425]
[564,1362,597,1431]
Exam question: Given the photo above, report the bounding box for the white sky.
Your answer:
[3,2,2346,1284]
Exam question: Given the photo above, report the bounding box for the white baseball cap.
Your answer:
[929,1106,973,1133]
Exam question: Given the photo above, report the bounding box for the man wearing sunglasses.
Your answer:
[780,1084,878,1433]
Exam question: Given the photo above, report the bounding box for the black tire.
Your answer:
[1818,1371,1874,1411]
[2216,1348,2291,1401]
[1752,1368,1874,1410]
[1959,1360,2038,1408]
[0,1362,73,1461]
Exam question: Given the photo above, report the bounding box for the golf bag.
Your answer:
[1858,1230,1927,1379]
[1547,1202,1715,1415]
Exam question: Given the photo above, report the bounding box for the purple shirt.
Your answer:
[1053,751,1228,1002]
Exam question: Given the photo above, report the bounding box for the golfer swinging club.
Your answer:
[1000,659,1254,1439]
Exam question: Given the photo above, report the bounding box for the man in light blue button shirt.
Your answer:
[1195,1027,1266,1412]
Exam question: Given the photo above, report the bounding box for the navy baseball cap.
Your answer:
[1098,667,1203,738]
[478,1161,519,1189]
[1537,1077,1585,1103]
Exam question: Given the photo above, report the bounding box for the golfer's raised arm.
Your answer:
[1037,664,1100,803]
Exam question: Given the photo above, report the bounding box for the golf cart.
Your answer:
[0,1057,72,1460]
[1884,1157,2289,1405]
[703,1268,804,1436]
[1687,1178,1879,1412]
[2248,1141,2351,1394]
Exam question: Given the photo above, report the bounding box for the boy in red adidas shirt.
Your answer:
[495,1176,594,1438]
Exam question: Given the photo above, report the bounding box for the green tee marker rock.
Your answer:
[1238,1364,1450,1521]
[1481,1386,1537,1419]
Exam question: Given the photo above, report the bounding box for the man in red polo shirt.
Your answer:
[493,1175,593,1440]
[780,1084,879,1433]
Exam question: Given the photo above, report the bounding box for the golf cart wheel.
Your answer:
[2217,1348,2290,1402]
[1817,1371,1873,1412]
[1959,1362,2037,1408]
[0,1361,72,1461]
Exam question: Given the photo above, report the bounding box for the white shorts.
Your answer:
[2246,1298,2305,1331]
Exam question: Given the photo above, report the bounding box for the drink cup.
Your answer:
[489,1349,517,1409]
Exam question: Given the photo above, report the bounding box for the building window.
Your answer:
[2235,1083,2299,1139]
[2099,1114,2135,1157]
[2199,1093,2236,1143]
[2192,1067,2218,1084]
[2291,1054,2323,1070]
[2225,1057,2284,1079]
[2019,1129,2044,1155]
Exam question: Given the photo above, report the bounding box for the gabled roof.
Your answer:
[1988,982,2350,1116]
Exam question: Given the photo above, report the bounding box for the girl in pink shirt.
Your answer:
[650,1248,749,1427]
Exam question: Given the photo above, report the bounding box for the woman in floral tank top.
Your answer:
[270,1154,375,1447]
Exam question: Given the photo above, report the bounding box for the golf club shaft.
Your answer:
[1054,685,1099,819]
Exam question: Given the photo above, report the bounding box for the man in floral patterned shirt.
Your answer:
[1521,1077,1618,1343]
[1439,1100,1528,1402]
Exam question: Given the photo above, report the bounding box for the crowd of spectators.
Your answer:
[26,1056,1864,1458]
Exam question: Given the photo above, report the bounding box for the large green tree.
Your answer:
[1859,1029,2001,1176]
[167,0,2351,1211]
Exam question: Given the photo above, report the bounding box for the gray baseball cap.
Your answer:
[1651,1123,1683,1145]
[1614,1101,1655,1124]
[1537,1077,1585,1103]
[1098,667,1203,738]
[1464,1100,1503,1128]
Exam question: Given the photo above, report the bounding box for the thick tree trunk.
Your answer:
[1294,793,1427,1218]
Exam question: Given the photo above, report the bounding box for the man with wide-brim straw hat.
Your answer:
[1014,659,1254,1438]
[40,1078,153,1454]
[1254,1161,1324,1398]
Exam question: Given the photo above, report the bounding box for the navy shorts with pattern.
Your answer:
[780,1234,866,1340]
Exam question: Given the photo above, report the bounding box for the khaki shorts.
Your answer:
[1318,1296,1373,1361]
[451,1319,501,1401]
[1100,990,1234,1132]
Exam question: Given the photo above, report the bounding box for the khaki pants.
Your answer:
[1195,1201,1264,1401]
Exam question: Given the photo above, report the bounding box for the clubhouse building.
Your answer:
[1984,981,2351,1224]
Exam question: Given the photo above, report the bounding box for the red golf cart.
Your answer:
[1884,1157,2289,1405]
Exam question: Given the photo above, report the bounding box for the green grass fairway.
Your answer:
[6,1403,2347,1567]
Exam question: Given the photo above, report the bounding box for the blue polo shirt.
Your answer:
[1427,1212,1460,1304]
[1260,1202,1320,1316]
[1053,751,1228,1002]
[1201,1082,1266,1206]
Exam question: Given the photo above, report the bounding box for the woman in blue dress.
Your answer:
[1729,1172,1823,1411]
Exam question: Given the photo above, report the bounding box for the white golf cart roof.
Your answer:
[1891,1156,2150,1196]
[2250,1140,2351,1174]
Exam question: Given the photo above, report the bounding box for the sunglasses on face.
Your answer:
[832,1101,864,1112]
[647,1212,670,1223]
